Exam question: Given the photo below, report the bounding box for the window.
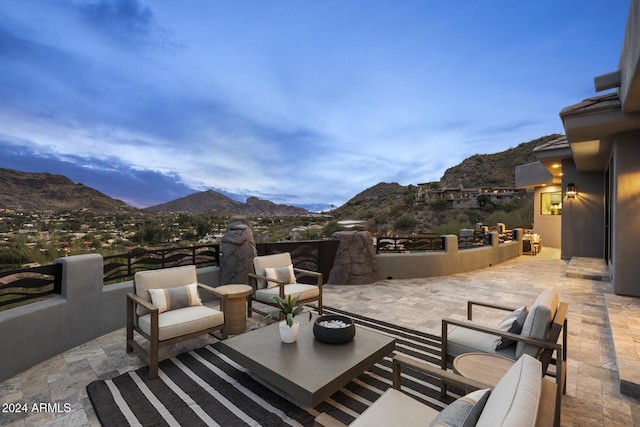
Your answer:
[541,192,562,215]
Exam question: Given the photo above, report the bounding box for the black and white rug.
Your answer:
[87,307,458,426]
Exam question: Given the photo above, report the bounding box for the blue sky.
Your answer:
[0,1,630,211]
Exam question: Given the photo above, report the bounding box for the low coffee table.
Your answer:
[219,314,396,407]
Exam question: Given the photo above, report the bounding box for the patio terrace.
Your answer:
[1,247,639,426]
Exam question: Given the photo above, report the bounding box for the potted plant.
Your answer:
[264,294,313,343]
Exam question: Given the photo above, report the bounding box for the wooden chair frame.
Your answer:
[126,282,227,379]
[247,267,323,317]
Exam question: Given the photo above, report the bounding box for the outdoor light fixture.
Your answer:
[566,183,577,198]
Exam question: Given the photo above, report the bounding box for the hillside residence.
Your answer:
[415,184,523,208]
[516,0,640,297]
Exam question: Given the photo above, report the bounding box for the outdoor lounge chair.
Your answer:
[441,289,567,424]
[247,252,323,316]
[315,354,558,427]
[126,265,226,379]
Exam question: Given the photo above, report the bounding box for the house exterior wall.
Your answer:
[611,132,640,296]
[560,160,605,260]
[533,185,562,248]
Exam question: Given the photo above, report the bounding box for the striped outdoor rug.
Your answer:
[87,307,459,426]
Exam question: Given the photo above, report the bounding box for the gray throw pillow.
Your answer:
[495,306,528,350]
[429,388,490,427]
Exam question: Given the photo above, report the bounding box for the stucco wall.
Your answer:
[611,133,640,296]
[376,231,522,280]
[534,185,562,249]
[561,160,605,260]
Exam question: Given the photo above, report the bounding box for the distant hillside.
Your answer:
[145,190,309,216]
[331,182,414,219]
[0,168,134,213]
[331,135,560,233]
[439,134,563,188]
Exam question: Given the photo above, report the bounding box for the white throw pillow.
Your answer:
[264,264,296,289]
[148,282,202,314]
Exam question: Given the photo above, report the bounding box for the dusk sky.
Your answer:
[0,1,630,211]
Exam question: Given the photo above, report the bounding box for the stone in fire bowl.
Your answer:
[313,315,356,344]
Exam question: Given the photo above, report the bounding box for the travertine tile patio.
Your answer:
[1,247,639,426]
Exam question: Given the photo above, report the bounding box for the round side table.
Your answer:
[213,284,253,335]
[453,352,515,388]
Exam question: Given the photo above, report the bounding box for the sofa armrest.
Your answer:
[443,317,562,352]
[467,300,518,320]
[127,292,157,312]
[393,354,492,392]
[293,268,322,278]
[294,268,323,290]
[197,282,219,295]
[247,272,287,297]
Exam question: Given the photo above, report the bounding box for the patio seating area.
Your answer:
[1,247,639,426]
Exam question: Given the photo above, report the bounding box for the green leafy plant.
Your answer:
[264,294,313,327]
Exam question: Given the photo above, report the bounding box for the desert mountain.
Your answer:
[145,190,309,216]
[439,134,563,188]
[0,168,133,213]
[331,134,560,225]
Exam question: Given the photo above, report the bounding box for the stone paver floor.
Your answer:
[1,247,639,426]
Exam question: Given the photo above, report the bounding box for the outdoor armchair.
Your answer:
[315,354,558,427]
[247,252,323,316]
[126,265,226,379]
[441,289,567,424]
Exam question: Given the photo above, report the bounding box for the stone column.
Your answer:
[220,216,257,285]
[327,231,378,285]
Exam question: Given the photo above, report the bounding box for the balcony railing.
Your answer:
[0,263,62,309]
[375,235,444,254]
[103,244,220,284]
[458,232,491,249]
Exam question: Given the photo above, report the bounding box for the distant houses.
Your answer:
[416,184,524,209]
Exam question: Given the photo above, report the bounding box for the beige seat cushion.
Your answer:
[255,283,319,303]
[447,320,518,360]
[138,306,224,341]
[351,388,440,426]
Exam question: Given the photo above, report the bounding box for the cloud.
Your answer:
[0,2,628,211]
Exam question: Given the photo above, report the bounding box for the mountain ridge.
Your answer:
[1,134,559,217]
[0,168,134,213]
[144,190,309,216]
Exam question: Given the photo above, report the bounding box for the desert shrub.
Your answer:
[394,214,417,230]
[389,204,405,218]
[430,198,448,211]
[322,221,345,237]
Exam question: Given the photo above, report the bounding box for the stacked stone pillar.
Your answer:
[220,216,257,285]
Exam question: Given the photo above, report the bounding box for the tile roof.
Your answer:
[559,92,621,117]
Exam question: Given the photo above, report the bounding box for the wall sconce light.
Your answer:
[566,183,577,198]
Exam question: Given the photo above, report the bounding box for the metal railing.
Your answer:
[375,235,444,254]
[103,244,220,284]
[0,263,62,309]
[458,232,491,249]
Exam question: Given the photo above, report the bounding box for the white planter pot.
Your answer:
[279,320,299,343]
